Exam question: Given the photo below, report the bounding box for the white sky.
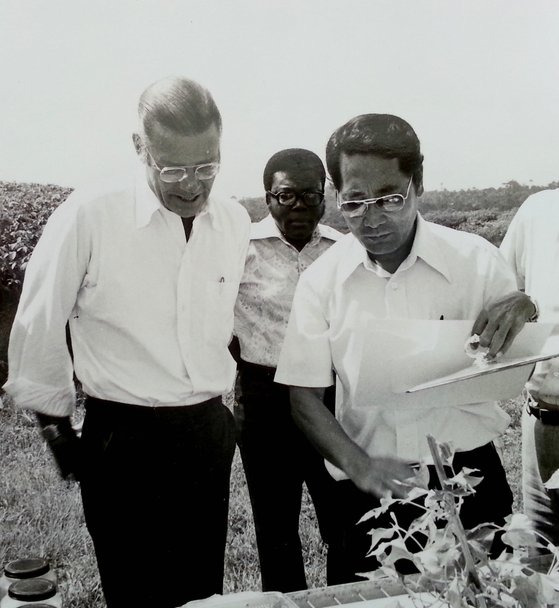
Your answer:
[1,0,558,197]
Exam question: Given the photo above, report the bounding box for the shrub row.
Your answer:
[1,179,557,296]
[0,181,73,295]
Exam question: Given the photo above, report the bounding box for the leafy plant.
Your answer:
[361,435,559,607]
[0,181,72,294]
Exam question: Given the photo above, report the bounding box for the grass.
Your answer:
[0,394,523,607]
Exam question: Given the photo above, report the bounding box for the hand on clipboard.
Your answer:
[404,324,559,394]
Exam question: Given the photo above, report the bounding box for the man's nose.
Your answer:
[363,204,386,228]
[177,170,200,190]
[291,195,307,210]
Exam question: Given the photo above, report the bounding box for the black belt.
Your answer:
[238,359,276,380]
[528,403,559,425]
[84,395,223,426]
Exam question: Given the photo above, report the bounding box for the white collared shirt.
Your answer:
[500,189,559,403]
[3,175,250,416]
[275,215,517,479]
[234,214,341,367]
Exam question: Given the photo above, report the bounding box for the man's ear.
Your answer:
[132,133,144,158]
[264,192,272,208]
[416,182,424,197]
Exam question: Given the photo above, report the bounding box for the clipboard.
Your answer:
[405,348,559,393]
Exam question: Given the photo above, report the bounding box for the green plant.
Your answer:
[362,435,559,607]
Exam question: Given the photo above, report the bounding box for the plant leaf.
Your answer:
[501,513,539,549]
[367,526,397,552]
[543,468,559,490]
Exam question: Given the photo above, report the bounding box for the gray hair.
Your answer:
[138,77,222,141]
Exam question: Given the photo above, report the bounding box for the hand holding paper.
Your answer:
[471,291,537,358]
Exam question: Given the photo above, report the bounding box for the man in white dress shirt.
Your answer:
[275,114,537,582]
[3,77,250,608]
[234,149,341,591]
[500,190,559,551]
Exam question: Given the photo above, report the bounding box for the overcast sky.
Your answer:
[1,0,558,197]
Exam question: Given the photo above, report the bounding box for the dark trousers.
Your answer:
[235,361,338,592]
[80,396,236,608]
[327,441,514,584]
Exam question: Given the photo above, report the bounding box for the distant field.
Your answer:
[0,394,524,608]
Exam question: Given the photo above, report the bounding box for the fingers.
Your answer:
[386,479,409,499]
[498,321,522,356]
[365,459,416,499]
[479,309,527,357]
[479,320,508,357]
[471,309,488,338]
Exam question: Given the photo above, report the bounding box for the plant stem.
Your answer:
[426,435,488,608]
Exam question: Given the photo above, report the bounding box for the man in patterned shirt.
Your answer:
[234,148,341,591]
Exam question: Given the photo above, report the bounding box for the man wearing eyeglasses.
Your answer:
[274,114,537,582]
[4,77,250,608]
[233,149,341,591]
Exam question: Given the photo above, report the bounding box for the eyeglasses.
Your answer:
[337,177,413,218]
[145,147,220,183]
[266,190,325,208]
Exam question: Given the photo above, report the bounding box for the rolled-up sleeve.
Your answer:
[3,199,89,416]
[274,275,334,388]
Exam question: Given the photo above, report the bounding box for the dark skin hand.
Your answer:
[290,386,414,499]
[471,291,536,358]
[36,412,81,481]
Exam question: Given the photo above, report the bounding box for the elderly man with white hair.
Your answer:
[4,77,250,608]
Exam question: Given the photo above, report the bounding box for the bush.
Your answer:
[0,181,73,296]
[422,208,518,246]
[1,179,557,296]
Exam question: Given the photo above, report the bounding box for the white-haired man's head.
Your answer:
[133,77,222,219]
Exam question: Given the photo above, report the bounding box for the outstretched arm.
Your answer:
[290,385,414,498]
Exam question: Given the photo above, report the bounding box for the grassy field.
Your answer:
[0,394,523,608]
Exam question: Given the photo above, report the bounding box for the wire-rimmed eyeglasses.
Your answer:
[145,146,220,183]
[337,176,413,217]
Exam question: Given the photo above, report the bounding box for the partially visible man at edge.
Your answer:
[233,148,341,591]
[3,77,250,608]
[500,189,559,552]
[274,114,538,583]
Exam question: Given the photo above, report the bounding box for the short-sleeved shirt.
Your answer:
[3,174,251,416]
[275,215,517,479]
[234,213,341,368]
[500,189,559,404]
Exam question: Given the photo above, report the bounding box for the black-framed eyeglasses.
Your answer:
[145,146,220,183]
[337,176,413,217]
[266,190,325,208]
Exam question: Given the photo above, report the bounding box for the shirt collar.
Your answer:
[134,171,224,231]
[338,214,452,283]
[408,214,452,282]
[250,213,336,245]
[135,173,161,228]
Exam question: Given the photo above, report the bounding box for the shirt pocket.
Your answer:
[204,279,239,346]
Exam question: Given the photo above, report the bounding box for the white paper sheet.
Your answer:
[353,320,556,408]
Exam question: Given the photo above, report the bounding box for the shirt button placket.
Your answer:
[177,250,192,374]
